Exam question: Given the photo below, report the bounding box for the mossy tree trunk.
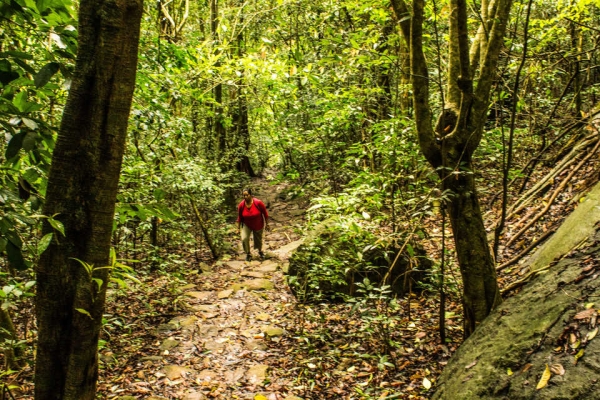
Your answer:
[34,0,143,398]
[391,0,513,336]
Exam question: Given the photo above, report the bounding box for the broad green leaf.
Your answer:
[37,233,53,255]
[110,277,127,289]
[22,131,38,151]
[34,62,60,88]
[22,118,38,130]
[5,230,23,247]
[2,50,34,60]
[6,241,27,271]
[153,188,166,201]
[5,132,24,159]
[13,58,36,74]
[13,91,28,112]
[48,217,65,236]
[406,243,415,257]
[92,278,104,291]
[120,272,141,284]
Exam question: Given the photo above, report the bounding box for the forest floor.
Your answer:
[6,126,600,399]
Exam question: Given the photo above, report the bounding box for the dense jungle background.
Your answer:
[1,0,600,398]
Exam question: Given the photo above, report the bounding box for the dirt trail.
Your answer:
[106,177,308,400]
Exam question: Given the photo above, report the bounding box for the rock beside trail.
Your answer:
[271,239,304,260]
[246,364,269,384]
[262,326,285,337]
[159,338,179,351]
[433,182,600,400]
[184,291,213,300]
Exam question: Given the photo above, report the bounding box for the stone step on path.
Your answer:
[130,256,302,400]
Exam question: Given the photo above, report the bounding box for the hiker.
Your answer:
[237,188,269,261]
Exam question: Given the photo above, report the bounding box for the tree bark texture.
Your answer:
[34,0,143,398]
[394,0,513,336]
[442,156,502,335]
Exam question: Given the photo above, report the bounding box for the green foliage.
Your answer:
[0,0,76,288]
[288,214,394,302]
[350,278,404,359]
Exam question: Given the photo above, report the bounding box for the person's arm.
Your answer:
[236,202,242,230]
[258,200,269,230]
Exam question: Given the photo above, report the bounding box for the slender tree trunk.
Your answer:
[210,0,227,159]
[234,86,255,176]
[0,307,23,370]
[234,0,255,176]
[34,0,142,398]
[570,18,582,117]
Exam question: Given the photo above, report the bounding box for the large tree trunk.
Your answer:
[442,155,502,334]
[34,0,142,398]
[393,0,512,336]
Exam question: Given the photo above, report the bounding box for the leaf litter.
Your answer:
[6,135,600,399]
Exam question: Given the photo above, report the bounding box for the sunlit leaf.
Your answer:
[536,364,551,390]
[75,308,93,319]
[574,349,584,364]
[37,233,53,256]
[587,327,598,341]
[48,217,65,236]
[422,377,431,390]
[550,364,565,376]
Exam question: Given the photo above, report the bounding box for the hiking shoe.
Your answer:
[246,254,252,262]
[259,251,265,260]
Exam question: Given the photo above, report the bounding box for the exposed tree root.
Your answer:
[496,227,556,271]
[504,132,598,224]
[500,265,551,296]
[504,134,600,248]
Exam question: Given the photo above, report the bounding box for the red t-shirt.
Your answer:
[237,199,268,231]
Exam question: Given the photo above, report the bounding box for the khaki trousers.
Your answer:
[241,224,263,255]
